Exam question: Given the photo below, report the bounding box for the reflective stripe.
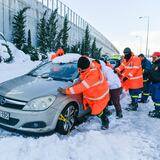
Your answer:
[98,111,103,117]
[84,89,109,100]
[142,93,150,96]
[69,87,75,94]
[82,80,90,88]
[133,66,142,69]
[143,79,149,82]
[92,71,105,87]
[131,95,139,98]
[125,66,141,69]
[154,103,160,106]
[116,68,121,71]
[128,73,133,77]
[130,75,143,80]
[121,63,125,66]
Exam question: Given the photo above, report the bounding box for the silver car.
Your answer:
[0,54,90,135]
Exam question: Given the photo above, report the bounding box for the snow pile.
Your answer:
[52,53,81,63]
[0,40,30,63]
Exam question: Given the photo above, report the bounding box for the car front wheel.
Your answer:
[56,104,78,135]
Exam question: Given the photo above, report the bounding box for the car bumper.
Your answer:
[0,105,58,134]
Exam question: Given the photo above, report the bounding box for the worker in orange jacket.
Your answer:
[50,48,64,60]
[58,56,110,129]
[115,47,143,111]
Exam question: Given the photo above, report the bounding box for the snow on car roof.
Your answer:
[52,53,81,63]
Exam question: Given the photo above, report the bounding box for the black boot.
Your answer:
[148,110,160,118]
[125,102,138,111]
[116,111,123,119]
[98,111,109,130]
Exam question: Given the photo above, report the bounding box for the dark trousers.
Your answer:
[150,83,160,110]
[110,87,122,113]
[129,88,142,104]
[141,81,150,101]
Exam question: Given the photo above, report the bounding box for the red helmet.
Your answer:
[151,52,160,57]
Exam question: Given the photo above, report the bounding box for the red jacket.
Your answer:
[115,53,143,90]
[66,66,110,115]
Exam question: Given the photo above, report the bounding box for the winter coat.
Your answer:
[141,57,152,82]
[115,53,143,91]
[66,66,110,115]
[50,48,64,60]
[149,59,160,83]
[100,60,121,89]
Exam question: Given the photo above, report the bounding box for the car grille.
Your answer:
[0,95,26,110]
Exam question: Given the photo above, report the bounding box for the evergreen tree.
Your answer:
[23,29,39,61]
[80,38,85,55]
[70,42,81,53]
[55,29,63,50]
[61,15,70,52]
[84,25,91,54]
[37,10,48,58]
[90,38,97,57]
[27,29,32,48]
[12,7,30,50]
[47,9,58,51]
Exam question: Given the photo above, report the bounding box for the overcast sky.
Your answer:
[59,0,160,55]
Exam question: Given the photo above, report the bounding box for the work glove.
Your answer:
[57,87,66,94]
[123,77,128,82]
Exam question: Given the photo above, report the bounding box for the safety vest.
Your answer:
[116,53,143,90]
[66,66,110,115]
[50,48,64,60]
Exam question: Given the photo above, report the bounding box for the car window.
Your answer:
[29,62,78,81]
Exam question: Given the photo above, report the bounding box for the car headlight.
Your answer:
[23,96,56,111]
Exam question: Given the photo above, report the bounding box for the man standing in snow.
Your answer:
[138,53,152,103]
[58,56,110,129]
[148,52,160,118]
[115,47,143,111]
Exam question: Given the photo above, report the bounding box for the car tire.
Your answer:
[56,104,78,135]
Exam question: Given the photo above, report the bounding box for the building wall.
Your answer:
[0,0,119,54]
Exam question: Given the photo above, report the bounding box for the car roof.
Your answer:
[52,53,81,64]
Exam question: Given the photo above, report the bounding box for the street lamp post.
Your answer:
[139,16,150,57]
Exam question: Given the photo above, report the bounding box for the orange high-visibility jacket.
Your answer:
[115,53,143,90]
[50,48,64,60]
[66,66,110,115]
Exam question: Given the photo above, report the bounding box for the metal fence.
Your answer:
[0,0,119,54]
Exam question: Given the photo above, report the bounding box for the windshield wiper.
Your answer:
[27,73,38,77]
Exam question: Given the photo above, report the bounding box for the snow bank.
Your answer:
[0,40,30,63]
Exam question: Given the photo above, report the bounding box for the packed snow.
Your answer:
[0,49,160,160]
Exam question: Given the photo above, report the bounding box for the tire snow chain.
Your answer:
[58,114,67,122]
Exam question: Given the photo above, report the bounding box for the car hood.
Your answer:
[0,75,72,101]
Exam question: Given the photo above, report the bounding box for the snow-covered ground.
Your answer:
[0,52,160,160]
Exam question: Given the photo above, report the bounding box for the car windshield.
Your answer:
[28,61,78,81]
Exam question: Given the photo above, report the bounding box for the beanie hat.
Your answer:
[123,47,131,55]
[77,56,90,69]
[138,53,145,57]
